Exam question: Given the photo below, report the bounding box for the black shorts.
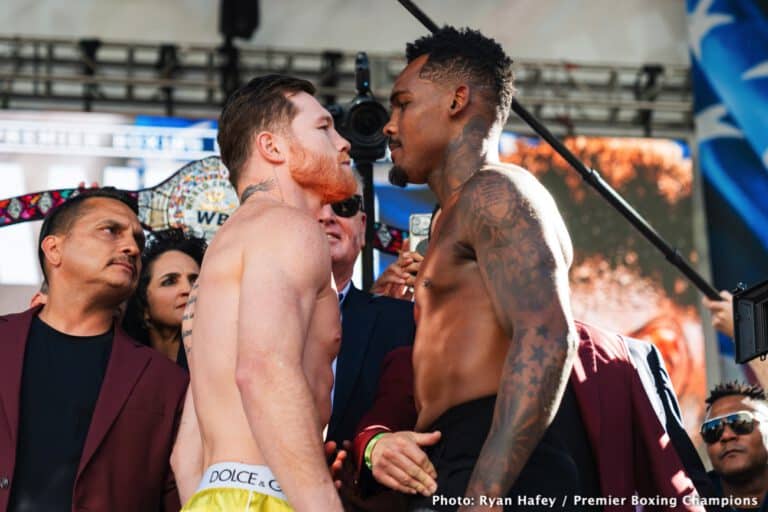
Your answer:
[408,385,600,512]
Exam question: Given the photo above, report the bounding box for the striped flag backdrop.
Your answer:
[687,0,768,374]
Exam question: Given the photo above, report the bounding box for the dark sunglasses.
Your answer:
[700,410,759,444]
[331,195,364,218]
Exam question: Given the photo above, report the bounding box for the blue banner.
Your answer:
[687,0,768,361]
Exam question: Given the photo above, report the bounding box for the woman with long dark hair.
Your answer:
[122,229,207,370]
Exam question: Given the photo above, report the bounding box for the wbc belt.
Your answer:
[0,155,411,251]
[0,156,239,242]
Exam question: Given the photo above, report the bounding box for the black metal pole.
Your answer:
[395,0,721,300]
[511,102,720,299]
[357,160,376,291]
[397,0,439,32]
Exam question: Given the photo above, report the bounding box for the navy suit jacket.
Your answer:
[326,285,415,446]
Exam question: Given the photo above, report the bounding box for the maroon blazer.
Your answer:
[0,307,188,512]
[352,346,417,474]
[353,322,703,511]
[571,322,702,512]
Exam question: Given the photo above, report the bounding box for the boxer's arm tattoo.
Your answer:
[240,178,276,203]
[459,172,576,501]
[181,282,198,354]
[181,321,193,354]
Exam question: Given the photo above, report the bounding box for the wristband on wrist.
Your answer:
[364,433,388,471]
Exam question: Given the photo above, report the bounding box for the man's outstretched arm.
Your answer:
[236,212,342,512]
[460,172,577,505]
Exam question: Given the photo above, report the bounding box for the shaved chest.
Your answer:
[413,213,484,313]
[306,287,341,357]
[310,290,341,337]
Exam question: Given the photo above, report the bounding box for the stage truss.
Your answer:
[0,35,692,138]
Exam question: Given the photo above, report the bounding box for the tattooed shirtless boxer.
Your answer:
[384,28,579,511]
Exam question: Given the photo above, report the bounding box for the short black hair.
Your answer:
[406,26,515,124]
[37,187,138,281]
[121,228,208,346]
[706,381,768,410]
[218,74,316,190]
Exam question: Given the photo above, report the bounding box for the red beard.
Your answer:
[288,140,357,204]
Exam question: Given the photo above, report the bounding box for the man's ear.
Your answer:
[41,235,63,272]
[253,131,287,165]
[449,84,470,117]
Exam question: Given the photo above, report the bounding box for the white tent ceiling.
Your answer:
[2,0,690,65]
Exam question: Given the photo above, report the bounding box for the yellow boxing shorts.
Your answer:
[181,462,292,512]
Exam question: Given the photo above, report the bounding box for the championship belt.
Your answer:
[0,155,410,251]
[0,156,239,242]
[137,156,238,241]
[372,221,407,256]
[0,189,93,226]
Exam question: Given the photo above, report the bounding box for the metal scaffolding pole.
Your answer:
[0,35,692,137]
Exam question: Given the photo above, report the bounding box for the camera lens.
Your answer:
[350,108,384,137]
[346,98,388,148]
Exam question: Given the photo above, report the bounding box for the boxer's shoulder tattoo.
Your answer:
[240,178,276,203]
[459,171,575,501]
[462,172,556,312]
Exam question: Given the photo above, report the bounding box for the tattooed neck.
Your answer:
[433,114,495,204]
[240,178,276,203]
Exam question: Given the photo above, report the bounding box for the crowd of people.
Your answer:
[0,25,766,512]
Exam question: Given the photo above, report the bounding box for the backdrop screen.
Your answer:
[501,134,706,440]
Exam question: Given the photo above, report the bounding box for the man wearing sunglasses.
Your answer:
[702,382,768,511]
[317,178,416,454]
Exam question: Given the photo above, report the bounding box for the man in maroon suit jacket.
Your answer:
[0,188,187,512]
